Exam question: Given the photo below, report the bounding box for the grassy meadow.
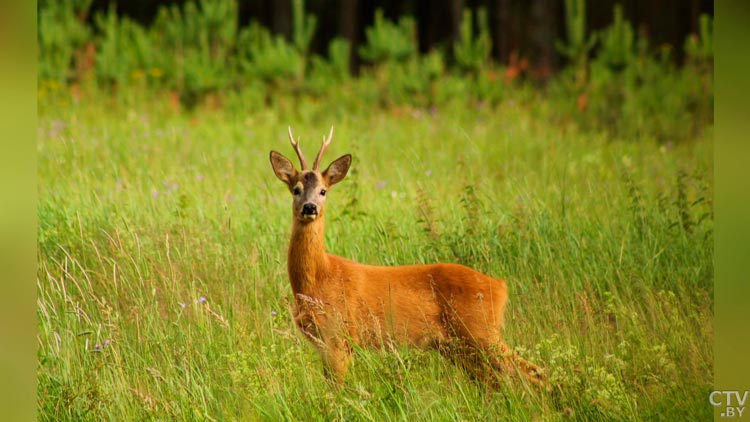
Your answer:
[37,91,713,420]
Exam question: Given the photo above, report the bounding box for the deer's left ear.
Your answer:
[322,154,352,186]
[270,151,298,186]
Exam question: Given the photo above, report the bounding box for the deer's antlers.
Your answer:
[288,126,334,171]
[288,126,308,170]
[313,126,334,171]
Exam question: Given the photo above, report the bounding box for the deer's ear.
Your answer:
[322,154,352,186]
[270,151,298,186]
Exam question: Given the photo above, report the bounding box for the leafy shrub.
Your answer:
[291,0,317,57]
[597,4,635,73]
[384,51,446,107]
[359,9,417,65]
[38,0,92,83]
[94,6,156,90]
[549,5,712,143]
[556,0,596,88]
[36,0,713,142]
[454,8,492,74]
[683,14,713,130]
[684,14,713,65]
[151,0,238,104]
[236,22,303,104]
[529,334,637,420]
[356,9,447,107]
[307,38,351,96]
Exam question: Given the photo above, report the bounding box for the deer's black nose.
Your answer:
[302,203,317,215]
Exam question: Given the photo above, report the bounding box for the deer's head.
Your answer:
[270,127,352,223]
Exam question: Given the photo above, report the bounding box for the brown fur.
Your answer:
[270,130,545,387]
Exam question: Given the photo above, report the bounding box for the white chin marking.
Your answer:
[302,214,317,221]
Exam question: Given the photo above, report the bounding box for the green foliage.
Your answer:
[584,46,706,142]
[597,4,635,72]
[682,14,714,132]
[94,6,155,89]
[355,49,447,108]
[556,0,596,86]
[359,9,417,64]
[36,1,712,141]
[684,14,713,64]
[38,0,92,83]
[85,0,240,101]
[291,0,317,56]
[151,0,238,101]
[454,8,492,73]
[445,183,490,269]
[232,1,317,101]
[385,52,446,106]
[544,3,712,143]
[557,0,596,59]
[237,22,302,84]
[307,38,351,95]
[421,50,446,81]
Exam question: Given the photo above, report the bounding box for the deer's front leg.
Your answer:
[294,294,352,383]
[318,339,351,384]
[313,308,352,384]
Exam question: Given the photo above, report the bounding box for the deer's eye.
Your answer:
[320,189,326,196]
[293,187,301,196]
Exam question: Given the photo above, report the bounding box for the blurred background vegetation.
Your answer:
[38,0,712,143]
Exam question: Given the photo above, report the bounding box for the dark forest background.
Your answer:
[73,0,712,74]
[38,0,714,143]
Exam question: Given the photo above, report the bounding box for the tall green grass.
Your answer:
[38,92,712,420]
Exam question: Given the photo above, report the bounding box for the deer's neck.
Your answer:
[288,217,329,294]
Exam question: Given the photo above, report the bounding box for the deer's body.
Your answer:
[291,228,507,349]
[271,127,544,386]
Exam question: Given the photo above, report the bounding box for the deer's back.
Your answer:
[313,254,509,347]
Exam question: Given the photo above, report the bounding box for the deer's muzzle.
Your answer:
[301,203,318,219]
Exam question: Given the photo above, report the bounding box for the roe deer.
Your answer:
[270,127,545,387]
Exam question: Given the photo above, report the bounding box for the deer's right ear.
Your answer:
[270,151,298,186]
[322,154,352,187]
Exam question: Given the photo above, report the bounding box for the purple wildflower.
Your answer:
[377,181,387,190]
[271,310,278,317]
[49,119,66,137]
[197,296,207,304]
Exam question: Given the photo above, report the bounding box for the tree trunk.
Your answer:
[340,0,359,74]
[272,0,292,40]
[493,0,512,63]
[449,0,465,46]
